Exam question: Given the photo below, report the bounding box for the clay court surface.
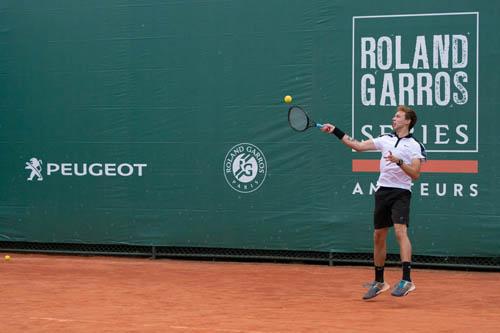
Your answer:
[1,254,499,332]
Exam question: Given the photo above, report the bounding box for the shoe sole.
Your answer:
[362,283,390,300]
[391,283,416,297]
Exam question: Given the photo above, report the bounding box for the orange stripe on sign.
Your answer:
[352,160,478,173]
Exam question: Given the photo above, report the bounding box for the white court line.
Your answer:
[30,318,274,333]
[168,326,271,333]
[30,317,104,323]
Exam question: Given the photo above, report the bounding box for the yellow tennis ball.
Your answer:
[284,95,292,104]
[4,255,11,261]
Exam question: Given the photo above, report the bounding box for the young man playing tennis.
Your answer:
[320,105,426,299]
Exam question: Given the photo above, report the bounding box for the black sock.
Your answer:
[402,262,411,282]
[375,266,384,283]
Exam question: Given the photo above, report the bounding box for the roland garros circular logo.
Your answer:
[223,143,267,193]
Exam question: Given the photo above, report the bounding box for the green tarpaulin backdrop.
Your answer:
[1,1,499,257]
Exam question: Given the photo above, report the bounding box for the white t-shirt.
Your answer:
[372,134,427,191]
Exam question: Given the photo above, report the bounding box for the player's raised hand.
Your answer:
[320,123,334,133]
[385,150,400,164]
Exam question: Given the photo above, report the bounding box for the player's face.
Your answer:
[392,111,410,131]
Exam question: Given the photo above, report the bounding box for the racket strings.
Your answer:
[288,107,309,131]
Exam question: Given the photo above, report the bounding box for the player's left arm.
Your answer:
[385,152,422,180]
[400,158,422,180]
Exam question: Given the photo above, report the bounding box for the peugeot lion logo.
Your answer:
[25,157,43,181]
[224,143,267,193]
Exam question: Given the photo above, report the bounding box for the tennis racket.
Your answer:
[288,106,323,132]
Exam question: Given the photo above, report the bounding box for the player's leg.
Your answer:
[373,227,389,279]
[363,228,391,300]
[373,188,393,280]
[363,188,392,300]
[394,223,412,264]
[391,189,415,297]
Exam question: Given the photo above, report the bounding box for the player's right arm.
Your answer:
[320,123,376,152]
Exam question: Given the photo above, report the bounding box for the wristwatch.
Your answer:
[397,159,404,166]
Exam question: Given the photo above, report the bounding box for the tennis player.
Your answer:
[320,105,426,299]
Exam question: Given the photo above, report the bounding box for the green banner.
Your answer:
[1,1,499,257]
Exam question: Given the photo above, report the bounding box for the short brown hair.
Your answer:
[397,105,417,130]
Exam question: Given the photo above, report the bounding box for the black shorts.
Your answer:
[373,187,411,229]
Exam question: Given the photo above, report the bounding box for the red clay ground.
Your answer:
[1,253,499,332]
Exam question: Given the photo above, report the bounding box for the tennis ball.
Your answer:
[284,95,292,104]
[4,255,11,261]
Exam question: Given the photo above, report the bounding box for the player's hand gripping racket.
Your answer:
[288,106,323,132]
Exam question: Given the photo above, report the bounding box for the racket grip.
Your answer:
[316,123,324,128]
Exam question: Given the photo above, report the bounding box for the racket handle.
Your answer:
[316,123,324,128]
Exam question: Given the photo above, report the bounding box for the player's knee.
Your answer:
[373,230,387,244]
[394,227,408,242]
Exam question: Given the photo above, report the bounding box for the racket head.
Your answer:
[288,106,315,131]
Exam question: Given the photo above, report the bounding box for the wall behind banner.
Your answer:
[1,1,499,257]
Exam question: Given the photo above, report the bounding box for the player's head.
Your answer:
[395,105,417,130]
